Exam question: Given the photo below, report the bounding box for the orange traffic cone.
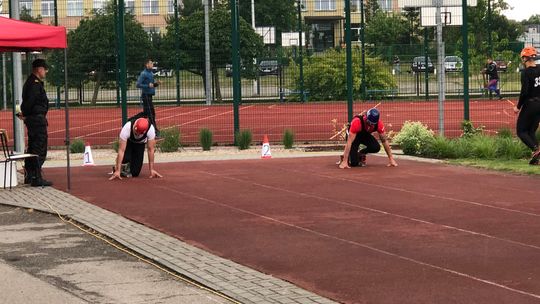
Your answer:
[261,135,272,159]
[83,142,95,166]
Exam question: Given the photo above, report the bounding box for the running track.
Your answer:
[1,99,517,146]
[47,156,540,304]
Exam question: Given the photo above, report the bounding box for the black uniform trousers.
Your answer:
[121,140,145,177]
[349,132,381,167]
[516,97,540,150]
[24,115,48,179]
[141,94,158,132]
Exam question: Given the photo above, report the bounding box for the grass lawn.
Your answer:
[448,159,540,175]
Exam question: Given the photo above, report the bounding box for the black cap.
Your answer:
[32,59,49,69]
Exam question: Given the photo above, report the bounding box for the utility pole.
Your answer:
[435,0,445,136]
[204,0,212,105]
[345,0,353,121]
[10,0,25,153]
[251,0,259,96]
[297,0,304,103]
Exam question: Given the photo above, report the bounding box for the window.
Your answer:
[350,0,360,12]
[125,0,135,14]
[94,0,106,10]
[315,0,335,11]
[378,0,392,11]
[168,0,176,14]
[67,0,83,16]
[41,0,54,17]
[142,0,159,14]
[19,0,32,13]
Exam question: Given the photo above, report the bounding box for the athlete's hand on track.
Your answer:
[513,106,520,114]
[339,160,351,169]
[109,170,122,180]
[387,158,398,167]
[150,170,163,178]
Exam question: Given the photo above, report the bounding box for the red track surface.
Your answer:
[1,99,516,146]
[47,156,540,304]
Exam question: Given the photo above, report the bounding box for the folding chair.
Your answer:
[0,129,39,190]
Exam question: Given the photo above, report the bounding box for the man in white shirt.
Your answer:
[109,115,163,180]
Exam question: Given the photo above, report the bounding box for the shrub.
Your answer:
[453,138,474,158]
[159,127,181,152]
[70,139,85,153]
[199,128,213,151]
[283,129,294,149]
[298,49,397,101]
[423,136,456,159]
[470,135,497,159]
[461,120,484,138]
[496,137,530,160]
[497,127,513,139]
[393,121,434,155]
[236,129,252,150]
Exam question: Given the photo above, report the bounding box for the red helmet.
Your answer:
[133,118,149,134]
[520,46,537,59]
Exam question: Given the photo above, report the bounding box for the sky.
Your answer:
[501,0,540,22]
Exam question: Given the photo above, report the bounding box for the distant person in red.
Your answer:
[338,108,398,169]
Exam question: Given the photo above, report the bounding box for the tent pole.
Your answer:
[64,48,71,191]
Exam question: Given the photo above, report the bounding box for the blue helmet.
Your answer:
[366,108,380,124]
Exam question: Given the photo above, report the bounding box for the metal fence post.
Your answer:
[345,0,353,122]
[231,0,241,143]
[118,0,127,124]
[174,0,181,105]
[462,0,470,120]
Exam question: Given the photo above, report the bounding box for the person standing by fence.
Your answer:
[483,57,502,99]
[137,59,160,136]
[514,46,540,165]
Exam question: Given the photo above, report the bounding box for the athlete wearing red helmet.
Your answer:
[110,113,163,180]
[514,46,540,165]
[338,108,398,169]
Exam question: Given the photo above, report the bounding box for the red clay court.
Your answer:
[1,98,517,146]
[47,155,540,304]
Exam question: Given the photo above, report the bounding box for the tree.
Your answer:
[57,3,151,104]
[238,0,296,45]
[180,0,203,16]
[20,7,42,23]
[365,12,414,46]
[522,14,540,25]
[162,8,264,101]
[364,0,380,24]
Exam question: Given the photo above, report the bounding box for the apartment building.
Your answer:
[0,0,173,32]
[301,0,399,51]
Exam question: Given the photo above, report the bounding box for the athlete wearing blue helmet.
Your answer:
[338,107,397,168]
[366,108,380,124]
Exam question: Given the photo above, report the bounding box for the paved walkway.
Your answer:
[0,180,337,304]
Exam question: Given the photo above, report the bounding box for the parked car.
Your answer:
[225,63,247,77]
[411,56,434,73]
[494,58,508,72]
[444,56,463,72]
[258,60,280,76]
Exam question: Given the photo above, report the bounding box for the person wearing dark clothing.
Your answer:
[484,58,502,99]
[20,59,53,187]
[338,108,398,169]
[109,113,162,180]
[136,59,160,135]
[513,46,540,165]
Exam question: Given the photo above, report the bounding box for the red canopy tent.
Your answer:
[0,16,67,51]
[0,16,71,189]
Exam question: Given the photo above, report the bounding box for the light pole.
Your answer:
[297,0,304,103]
[251,0,259,95]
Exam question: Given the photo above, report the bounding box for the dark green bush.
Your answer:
[70,139,85,153]
[495,137,530,160]
[283,129,294,149]
[159,127,181,152]
[236,130,252,150]
[461,120,484,138]
[199,128,213,151]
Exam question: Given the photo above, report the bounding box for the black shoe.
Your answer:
[24,176,31,184]
[31,179,53,187]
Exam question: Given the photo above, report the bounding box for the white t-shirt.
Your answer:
[119,121,156,143]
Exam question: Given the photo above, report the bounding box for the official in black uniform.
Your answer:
[514,46,540,165]
[20,59,53,186]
